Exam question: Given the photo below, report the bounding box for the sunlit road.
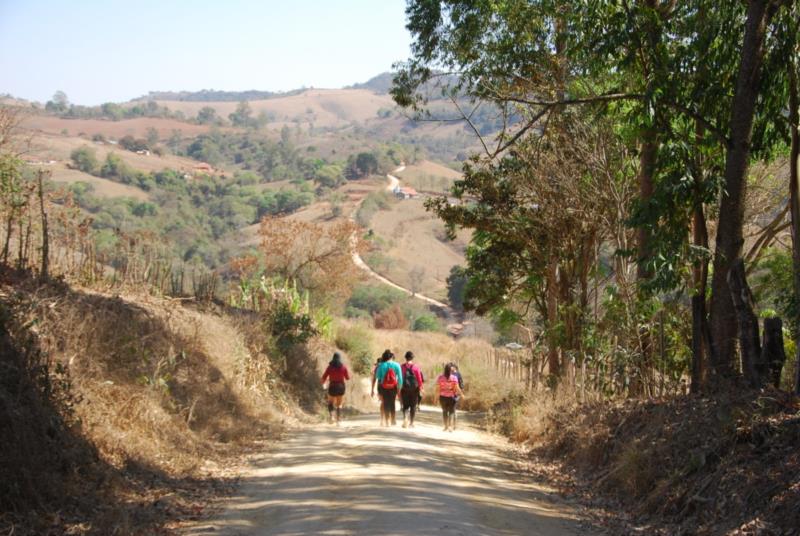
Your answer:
[184,408,596,536]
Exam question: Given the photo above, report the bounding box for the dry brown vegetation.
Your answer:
[366,327,520,411]
[22,115,212,140]
[155,89,395,129]
[0,268,310,534]
[366,197,470,301]
[494,390,800,535]
[259,217,364,306]
[396,159,462,192]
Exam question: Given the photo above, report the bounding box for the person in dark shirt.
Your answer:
[400,351,424,428]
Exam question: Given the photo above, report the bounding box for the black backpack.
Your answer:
[402,364,418,390]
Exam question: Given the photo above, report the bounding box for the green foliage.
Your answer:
[335,323,374,374]
[356,190,390,226]
[346,284,406,316]
[70,146,98,174]
[348,152,379,178]
[446,265,468,311]
[269,301,317,353]
[229,101,255,128]
[196,106,218,125]
[753,249,799,338]
[413,313,440,332]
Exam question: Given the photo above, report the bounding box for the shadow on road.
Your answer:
[184,407,595,536]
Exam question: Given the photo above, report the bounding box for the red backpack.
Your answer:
[381,366,398,389]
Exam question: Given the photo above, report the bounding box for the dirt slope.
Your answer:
[184,408,596,536]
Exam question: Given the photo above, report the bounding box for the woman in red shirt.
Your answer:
[321,352,350,425]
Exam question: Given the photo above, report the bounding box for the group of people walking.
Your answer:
[320,349,464,431]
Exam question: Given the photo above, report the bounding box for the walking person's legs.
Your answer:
[386,388,398,425]
[408,391,417,426]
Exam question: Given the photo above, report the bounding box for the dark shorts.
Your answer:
[378,386,398,412]
[440,396,456,413]
[401,388,420,410]
[328,382,346,396]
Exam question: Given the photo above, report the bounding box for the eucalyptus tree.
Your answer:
[394,0,798,391]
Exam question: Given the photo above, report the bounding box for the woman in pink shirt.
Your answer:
[435,363,463,432]
[321,352,350,425]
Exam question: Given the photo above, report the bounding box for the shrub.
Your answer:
[70,146,98,174]
[413,314,440,332]
[373,304,408,330]
[347,284,406,316]
[335,324,373,374]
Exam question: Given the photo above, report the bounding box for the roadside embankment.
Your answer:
[490,389,800,535]
[0,268,309,535]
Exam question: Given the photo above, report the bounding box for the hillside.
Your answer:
[156,88,396,129]
[0,269,311,533]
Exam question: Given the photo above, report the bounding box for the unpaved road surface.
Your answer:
[184,407,596,536]
[349,165,451,311]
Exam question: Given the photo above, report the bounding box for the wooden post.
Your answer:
[37,170,49,280]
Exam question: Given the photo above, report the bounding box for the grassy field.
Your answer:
[396,160,462,192]
[25,132,203,172]
[365,196,470,301]
[22,114,212,139]
[366,327,517,411]
[40,163,150,200]
[157,88,396,128]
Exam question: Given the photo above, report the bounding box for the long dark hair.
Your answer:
[330,352,343,368]
[443,363,453,379]
[381,349,394,362]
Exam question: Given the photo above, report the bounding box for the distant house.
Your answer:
[394,186,419,200]
[193,162,214,173]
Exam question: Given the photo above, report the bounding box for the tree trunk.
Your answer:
[762,317,787,388]
[709,0,775,382]
[788,47,800,395]
[637,131,657,282]
[546,258,560,379]
[690,121,712,394]
[728,259,763,388]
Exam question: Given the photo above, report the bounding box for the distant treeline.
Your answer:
[139,88,307,102]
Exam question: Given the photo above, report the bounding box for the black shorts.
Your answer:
[328,382,346,396]
[401,388,420,410]
[378,386,398,411]
[440,396,456,413]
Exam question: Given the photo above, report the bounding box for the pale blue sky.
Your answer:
[0,0,411,104]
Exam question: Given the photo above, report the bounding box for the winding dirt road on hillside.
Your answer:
[349,166,452,312]
[184,407,596,535]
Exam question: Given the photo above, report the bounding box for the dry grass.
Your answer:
[22,115,212,139]
[156,88,396,129]
[367,197,470,300]
[365,326,519,411]
[24,132,201,172]
[396,160,462,192]
[42,163,150,200]
[499,388,800,535]
[0,269,308,534]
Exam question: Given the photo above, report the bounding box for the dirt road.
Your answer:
[184,407,596,536]
[349,166,451,311]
